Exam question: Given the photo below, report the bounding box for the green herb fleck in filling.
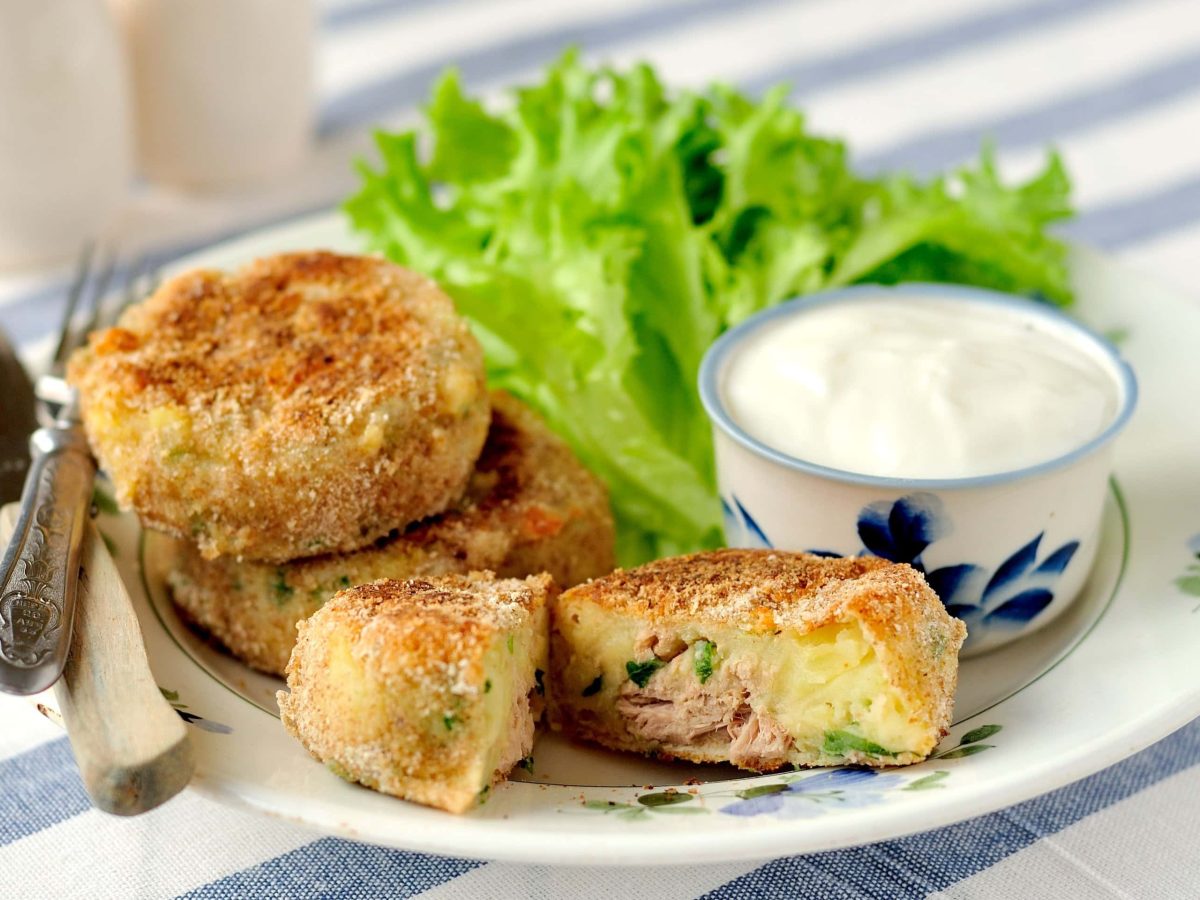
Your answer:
[626,659,664,688]
[534,668,545,696]
[484,679,492,694]
[823,729,896,758]
[693,640,716,683]
[443,713,458,731]
[581,675,603,697]
[506,634,514,654]
[272,570,294,604]
[518,756,534,773]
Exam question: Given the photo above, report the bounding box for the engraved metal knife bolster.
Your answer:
[0,410,95,695]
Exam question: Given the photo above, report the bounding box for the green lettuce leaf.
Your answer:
[345,52,1074,564]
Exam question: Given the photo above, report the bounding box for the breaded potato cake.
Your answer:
[165,392,615,676]
[550,549,965,772]
[68,251,489,563]
[278,573,553,814]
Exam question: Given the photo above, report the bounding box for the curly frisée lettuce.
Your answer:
[345,52,1074,565]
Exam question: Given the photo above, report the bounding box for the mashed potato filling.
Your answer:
[549,551,964,772]
[556,601,933,768]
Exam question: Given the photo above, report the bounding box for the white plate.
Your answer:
[72,213,1200,864]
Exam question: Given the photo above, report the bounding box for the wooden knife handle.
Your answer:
[1,504,194,815]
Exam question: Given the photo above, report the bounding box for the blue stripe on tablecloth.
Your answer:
[1065,173,1200,249]
[858,46,1200,175]
[178,836,482,899]
[321,0,473,32]
[702,718,1200,900]
[0,199,335,347]
[744,0,1127,98]
[316,0,792,135]
[0,738,90,848]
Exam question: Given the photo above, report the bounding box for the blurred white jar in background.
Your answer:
[111,0,314,190]
[0,0,132,268]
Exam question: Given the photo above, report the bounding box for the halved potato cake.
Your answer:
[68,251,489,563]
[549,549,965,771]
[164,392,615,676]
[278,573,553,814]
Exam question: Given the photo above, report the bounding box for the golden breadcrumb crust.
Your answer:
[278,573,553,814]
[68,251,488,563]
[166,392,615,675]
[550,549,966,769]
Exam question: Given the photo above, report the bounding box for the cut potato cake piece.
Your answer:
[549,549,965,771]
[278,573,553,813]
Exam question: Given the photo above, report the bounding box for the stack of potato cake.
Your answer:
[68,251,616,677]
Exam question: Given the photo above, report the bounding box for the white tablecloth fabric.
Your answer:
[2,1,1199,896]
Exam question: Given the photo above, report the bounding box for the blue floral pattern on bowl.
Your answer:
[721,496,773,549]
[722,491,1081,640]
[859,493,1079,632]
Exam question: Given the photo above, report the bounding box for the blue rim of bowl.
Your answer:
[697,283,1139,490]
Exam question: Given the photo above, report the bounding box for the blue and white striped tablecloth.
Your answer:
[3,1,1199,896]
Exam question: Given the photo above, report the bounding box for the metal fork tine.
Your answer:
[131,261,162,317]
[90,254,145,333]
[123,256,147,306]
[143,261,163,297]
[79,249,117,339]
[50,243,96,373]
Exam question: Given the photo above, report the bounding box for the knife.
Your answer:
[0,326,36,504]
[0,505,195,813]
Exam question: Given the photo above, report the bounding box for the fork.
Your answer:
[1,246,153,693]
[0,246,193,813]
[37,247,160,419]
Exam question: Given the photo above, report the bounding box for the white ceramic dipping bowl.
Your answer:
[699,284,1137,656]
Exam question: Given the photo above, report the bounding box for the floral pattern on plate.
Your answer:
[1178,535,1200,609]
[160,687,233,734]
[576,725,1003,821]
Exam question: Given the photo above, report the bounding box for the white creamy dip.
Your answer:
[721,295,1122,479]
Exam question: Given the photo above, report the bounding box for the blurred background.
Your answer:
[1,0,1197,338]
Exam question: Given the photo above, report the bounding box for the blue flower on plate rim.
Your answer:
[720,768,907,819]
